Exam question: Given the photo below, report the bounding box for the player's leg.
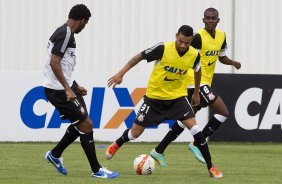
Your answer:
[151,104,201,166]
[106,123,145,159]
[70,88,120,179]
[181,117,223,178]
[182,118,212,168]
[77,117,101,173]
[107,96,159,160]
[202,95,229,138]
[155,121,185,153]
[188,85,219,163]
[150,121,185,167]
[76,117,119,179]
[188,96,228,165]
[106,100,150,160]
[44,88,80,175]
[150,90,198,166]
[44,122,80,175]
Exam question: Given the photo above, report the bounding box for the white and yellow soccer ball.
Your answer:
[133,154,156,175]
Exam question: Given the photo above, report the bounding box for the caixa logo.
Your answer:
[20,86,175,129]
[234,88,282,130]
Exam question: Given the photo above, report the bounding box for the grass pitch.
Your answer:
[0,142,281,184]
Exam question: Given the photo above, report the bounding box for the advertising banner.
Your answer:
[0,72,208,142]
[210,74,282,142]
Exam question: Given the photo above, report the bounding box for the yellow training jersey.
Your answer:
[146,41,199,100]
[187,28,225,87]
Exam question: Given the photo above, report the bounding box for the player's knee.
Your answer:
[220,107,229,117]
[130,124,145,139]
[77,117,93,133]
[181,117,197,129]
[214,114,228,123]
[215,107,229,118]
[130,129,142,139]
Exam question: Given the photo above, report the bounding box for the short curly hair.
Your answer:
[204,7,219,18]
[178,25,193,37]
[68,4,91,21]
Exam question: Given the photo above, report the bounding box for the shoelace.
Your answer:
[101,167,113,174]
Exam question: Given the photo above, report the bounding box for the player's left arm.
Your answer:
[218,36,241,70]
[218,56,241,70]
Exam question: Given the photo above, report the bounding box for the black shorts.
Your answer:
[134,96,195,127]
[44,81,88,124]
[188,84,219,111]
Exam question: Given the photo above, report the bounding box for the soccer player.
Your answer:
[106,25,223,178]
[43,4,119,179]
[150,7,241,166]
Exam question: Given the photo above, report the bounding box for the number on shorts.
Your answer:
[140,104,150,114]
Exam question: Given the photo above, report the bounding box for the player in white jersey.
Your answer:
[43,4,119,179]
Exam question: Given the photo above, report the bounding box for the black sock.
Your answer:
[193,132,212,169]
[80,131,101,173]
[202,116,222,138]
[155,122,184,154]
[52,124,80,158]
[116,129,130,147]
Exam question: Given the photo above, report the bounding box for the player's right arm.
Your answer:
[108,53,144,88]
[50,27,76,101]
[50,54,76,101]
[108,42,164,88]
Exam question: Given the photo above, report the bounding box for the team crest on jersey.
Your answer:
[137,113,145,122]
[207,92,215,101]
[80,106,86,115]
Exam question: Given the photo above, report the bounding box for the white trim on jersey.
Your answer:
[61,26,71,53]
[219,44,227,57]
[145,42,164,54]
[194,61,201,72]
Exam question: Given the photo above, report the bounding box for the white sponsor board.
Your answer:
[0,72,208,142]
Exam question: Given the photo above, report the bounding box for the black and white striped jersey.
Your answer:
[43,24,76,90]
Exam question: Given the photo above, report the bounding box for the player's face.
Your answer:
[175,33,192,53]
[75,19,88,34]
[203,10,219,31]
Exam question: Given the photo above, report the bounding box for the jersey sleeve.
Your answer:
[219,34,227,57]
[141,42,165,62]
[51,28,72,58]
[193,52,201,72]
[191,33,202,51]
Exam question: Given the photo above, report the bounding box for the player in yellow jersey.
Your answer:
[106,25,223,178]
[150,8,241,169]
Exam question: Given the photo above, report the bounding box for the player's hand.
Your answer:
[233,61,241,70]
[108,74,123,88]
[65,88,77,101]
[78,86,87,96]
[191,93,200,107]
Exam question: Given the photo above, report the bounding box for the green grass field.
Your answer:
[0,142,281,184]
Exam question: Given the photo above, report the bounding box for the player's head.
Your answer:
[68,4,91,34]
[175,25,193,53]
[203,7,220,31]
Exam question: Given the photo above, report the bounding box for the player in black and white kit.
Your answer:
[43,4,119,179]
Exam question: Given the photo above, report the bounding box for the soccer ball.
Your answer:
[133,154,156,175]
